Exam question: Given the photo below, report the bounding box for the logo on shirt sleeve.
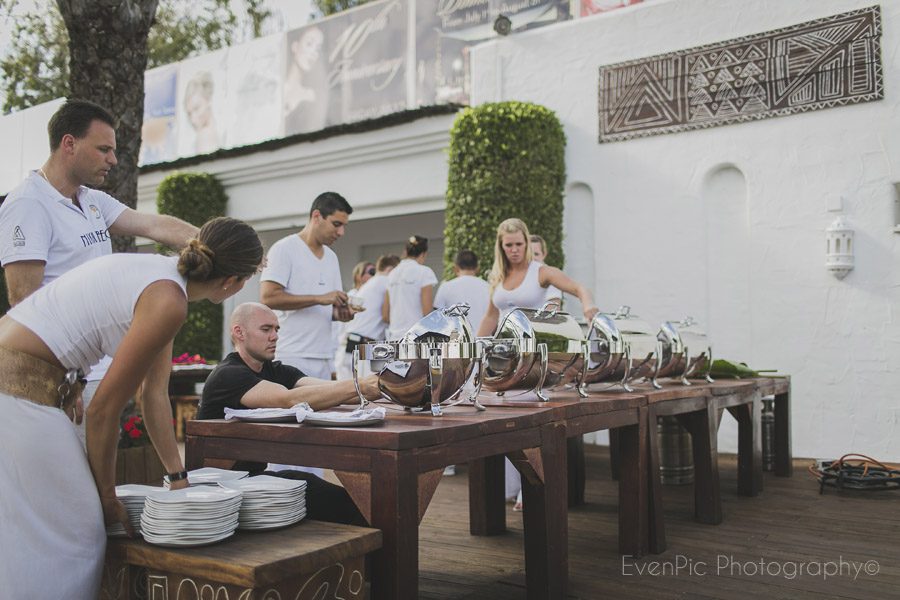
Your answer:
[89,204,100,219]
[12,226,25,247]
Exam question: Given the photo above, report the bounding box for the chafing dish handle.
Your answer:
[427,347,444,417]
[535,342,550,402]
[621,343,635,393]
[351,347,368,409]
[577,340,590,398]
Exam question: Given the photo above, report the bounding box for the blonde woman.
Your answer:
[476,218,598,336]
[476,218,598,510]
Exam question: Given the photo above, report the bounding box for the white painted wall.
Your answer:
[471,0,900,460]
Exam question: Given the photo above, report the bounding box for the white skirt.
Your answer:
[0,392,106,599]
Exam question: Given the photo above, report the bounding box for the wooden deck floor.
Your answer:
[416,445,900,599]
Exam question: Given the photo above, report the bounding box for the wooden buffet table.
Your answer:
[184,377,790,599]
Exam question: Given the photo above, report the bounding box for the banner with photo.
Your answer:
[140,65,178,165]
[176,49,229,158]
[283,0,408,136]
[416,0,570,106]
[226,34,286,147]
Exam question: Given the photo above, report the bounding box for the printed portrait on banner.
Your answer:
[140,65,178,166]
[176,49,228,158]
[227,34,285,147]
[283,0,408,136]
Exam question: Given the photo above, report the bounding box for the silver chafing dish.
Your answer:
[656,316,713,385]
[582,305,661,392]
[351,304,485,416]
[481,302,588,401]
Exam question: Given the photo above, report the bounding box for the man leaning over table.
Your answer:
[0,99,198,447]
[197,302,381,525]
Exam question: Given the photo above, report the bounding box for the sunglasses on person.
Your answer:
[366,267,376,276]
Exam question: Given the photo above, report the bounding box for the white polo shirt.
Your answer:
[0,171,128,381]
[0,171,127,284]
[261,234,343,361]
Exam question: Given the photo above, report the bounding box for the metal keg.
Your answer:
[657,416,694,485]
[762,398,775,472]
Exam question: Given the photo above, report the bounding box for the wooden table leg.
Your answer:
[680,403,722,525]
[728,393,763,497]
[567,436,586,507]
[468,455,507,535]
[774,386,793,477]
[370,450,418,600]
[615,409,647,557]
[646,406,666,554]
[521,421,568,600]
[184,435,203,470]
[609,427,621,481]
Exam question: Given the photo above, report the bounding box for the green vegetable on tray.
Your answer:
[707,359,777,379]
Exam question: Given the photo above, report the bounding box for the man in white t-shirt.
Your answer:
[260,191,357,380]
[260,191,357,475]
[0,99,198,445]
[434,249,490,334]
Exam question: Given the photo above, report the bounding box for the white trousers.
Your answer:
[0,392,106,599]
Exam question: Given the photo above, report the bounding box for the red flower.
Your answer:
[128,429,142,439]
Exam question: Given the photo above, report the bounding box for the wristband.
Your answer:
[167,470,189,482]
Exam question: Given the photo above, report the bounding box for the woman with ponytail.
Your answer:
[383,235,438,339]
[0,216,263,598]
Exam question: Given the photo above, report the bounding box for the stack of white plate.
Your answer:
[164,467,249,488]
[107,484,160,537]
[140,487,242,547]
[219,475,307,531]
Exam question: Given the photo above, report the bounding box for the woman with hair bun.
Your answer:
[0,216,263,598]
[383,235,438,339]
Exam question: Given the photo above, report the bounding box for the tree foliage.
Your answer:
[312,0,371,17]
[156,172,229,360]
[0,0,273,113]
[443,101,567,280]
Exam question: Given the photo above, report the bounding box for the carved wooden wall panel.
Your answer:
[598,5,883,142]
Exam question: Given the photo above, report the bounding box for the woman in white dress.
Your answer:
[0,217,263,598]
[384,235,438,340]
[334,260,375,380]
[477,218,599,510]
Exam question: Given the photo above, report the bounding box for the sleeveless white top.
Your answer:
[8,254,187,375]
[491,260,551,312]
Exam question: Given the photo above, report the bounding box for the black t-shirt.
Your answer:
[197,352,306,420]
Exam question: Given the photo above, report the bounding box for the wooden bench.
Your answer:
[100,520,381,600]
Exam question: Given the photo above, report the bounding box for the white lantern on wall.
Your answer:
[825,216,854,280]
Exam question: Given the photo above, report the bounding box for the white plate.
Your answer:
[218,475,307,493]
[303,415,384,427]
[146,487,242,504]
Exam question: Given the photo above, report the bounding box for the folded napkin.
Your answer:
[298,406,387,423]
[224,404,312,422]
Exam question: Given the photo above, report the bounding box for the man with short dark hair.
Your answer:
[198,302,379,525]
[0,98,198,445]
[434,249,490,333]
[260,191,359,474]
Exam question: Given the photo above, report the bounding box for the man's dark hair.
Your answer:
[454,249,479,271]
[48,99,116,151]
[310,191,353,218]
[376,254,401,271]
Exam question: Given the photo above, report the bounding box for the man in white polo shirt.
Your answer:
[0,99,198,444]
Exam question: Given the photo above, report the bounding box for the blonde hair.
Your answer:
[351,260,374,288]
[489,218,533,291]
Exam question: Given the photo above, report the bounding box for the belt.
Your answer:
[0,345,85,410]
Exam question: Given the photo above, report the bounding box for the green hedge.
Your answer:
[156,172,228,361]
[443,101,566,280]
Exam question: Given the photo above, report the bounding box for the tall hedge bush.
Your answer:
[156,172,228,361]
[443,101,566,280]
